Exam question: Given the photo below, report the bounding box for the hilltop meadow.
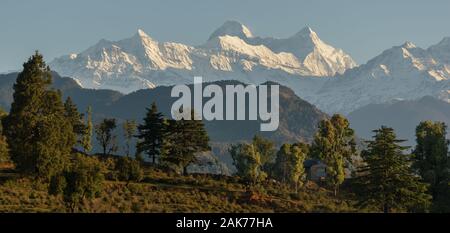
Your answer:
[0,52,448,213]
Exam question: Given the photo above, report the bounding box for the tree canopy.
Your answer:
[3,52,76,180]
[311,114,356,195]
[355,126,431,213]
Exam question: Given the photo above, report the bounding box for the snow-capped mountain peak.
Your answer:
[130,28,158,46]
[208,20,253,40]
[297,26,314,34]
[311,38,450,114]
[51,21,358,94]
[292,26,318,40]
[402,41,417,49]
[429,37,450,63]
[80,39,113,56]
[136,28,150,38]
[49,22,450,115]
[286,26,325,52]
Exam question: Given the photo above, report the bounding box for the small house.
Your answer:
[304,159,327,181]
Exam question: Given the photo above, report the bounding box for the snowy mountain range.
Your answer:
[50,21,450,114]
[312,39,450,114]
[50,21,355,93]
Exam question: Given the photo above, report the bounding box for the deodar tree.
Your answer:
[64,96,87,149]
[136,102,164,163]
[3,52,76,181]
[162,110,210,175]
[413,121,450,212]
[355,126,431,213]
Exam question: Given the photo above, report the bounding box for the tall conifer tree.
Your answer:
[64,96,86,149]
[413,121,450,212]
[136,102,164,164]
[355,126,431,213]
[162,110,210,175]
[3,52,75,180]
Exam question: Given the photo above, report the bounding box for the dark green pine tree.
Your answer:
[355,126,431,213]
[3,52,76,180]
[64,96,86,148]
[413,121,450,212]
[162,110,210,175]
[136,102,164,164]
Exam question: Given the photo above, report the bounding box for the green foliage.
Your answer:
[413,121,450,212]
[81,106,93,153]
[49,153,105,212]
[136,102,165,164]
[229,143,267,185]
[0,52,439,213]
[0,170,358,213]
[49,174,67,196]
[122,120,137,157]
[293,142,310,155]
[3,52,75,180]
[161,111,210,175]
[252,135,276,172]
[0,109,7,118]
[355,126,431,213]
[116,156,144,184]
[311,114,356,195]
[64,96,86,147]
[0,108,9,162]
[0,134,8,163]
[95,118,118,156]
[135,151,145,164]
[273,143,307,191]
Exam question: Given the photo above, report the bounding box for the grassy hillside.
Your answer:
[0,162,358,213]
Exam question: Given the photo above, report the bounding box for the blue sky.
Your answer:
[1,0,450,71]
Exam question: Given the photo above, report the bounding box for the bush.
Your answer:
[48,153,105,212]
[116,157,144,184]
